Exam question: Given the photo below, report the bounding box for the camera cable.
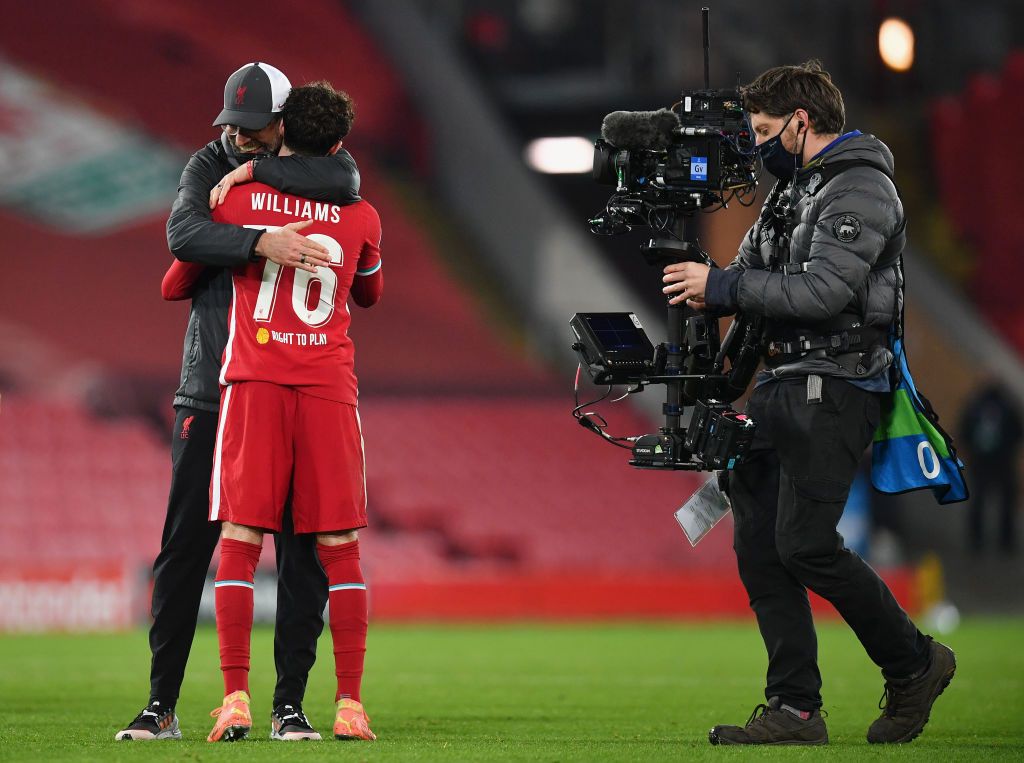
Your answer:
[572,364,637,450]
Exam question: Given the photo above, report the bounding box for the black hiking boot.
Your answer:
[867,637,956,744]
[708,696,828,746]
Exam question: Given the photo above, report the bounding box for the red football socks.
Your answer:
[317,541,368,702]
[214,537,262,696]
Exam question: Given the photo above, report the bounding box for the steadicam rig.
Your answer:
[570,8,759,473]
[570,311,756,471]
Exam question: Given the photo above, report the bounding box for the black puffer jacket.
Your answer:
[729,133,904,381]
[167,134,361,411]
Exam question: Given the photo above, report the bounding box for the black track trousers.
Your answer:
[147,407,328,706]
[729,377,930,711]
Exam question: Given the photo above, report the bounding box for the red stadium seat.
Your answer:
[0,1,742,616]
[930,52,1024,356]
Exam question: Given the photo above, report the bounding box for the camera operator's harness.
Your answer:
[757,158,902,377]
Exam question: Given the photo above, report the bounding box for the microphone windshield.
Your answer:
[600,109,680,151]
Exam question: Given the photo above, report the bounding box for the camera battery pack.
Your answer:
[685,399,756,470]
[630,432,685,468]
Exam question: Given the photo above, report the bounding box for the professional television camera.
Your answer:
[590,98,756,236]
[570,8,762,472]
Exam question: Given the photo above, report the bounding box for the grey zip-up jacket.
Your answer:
[167,135,361,411]
[707,132,904,381]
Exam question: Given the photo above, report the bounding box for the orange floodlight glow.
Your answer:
[879,17,915,72]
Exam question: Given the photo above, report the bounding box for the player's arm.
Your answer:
[210,151,362,208]
[351,206,383,308]
[168,148,336,272]
[351,263,382,308]
[161,259,207,301]
[167,148,262,268]
[254,150,361,203]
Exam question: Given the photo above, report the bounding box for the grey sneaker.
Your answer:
[867,638,956,744]
[270,703,322,741]
[115,700,182,741]
[709,697,828,746]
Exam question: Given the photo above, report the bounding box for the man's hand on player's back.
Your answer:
[209,164,330,274]
[255,220,332,273]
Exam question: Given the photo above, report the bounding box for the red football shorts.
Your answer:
[210,381,367,534]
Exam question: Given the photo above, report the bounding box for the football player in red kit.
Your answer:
[190,81,381,743]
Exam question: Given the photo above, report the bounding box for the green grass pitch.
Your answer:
[1,619,1022,760]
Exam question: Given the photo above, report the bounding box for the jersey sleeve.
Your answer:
[351,205,383,308]
[161,259,207,301]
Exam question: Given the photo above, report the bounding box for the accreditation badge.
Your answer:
[674,474,732,546]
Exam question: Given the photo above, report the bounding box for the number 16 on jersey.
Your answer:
[246,224,344,328]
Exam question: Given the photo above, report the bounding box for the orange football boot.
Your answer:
[207,690,252,742]
[334,698,376,741]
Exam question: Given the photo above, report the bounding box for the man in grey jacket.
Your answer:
[662,61,954,746]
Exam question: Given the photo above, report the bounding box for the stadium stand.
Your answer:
[0,392,720,571]
[0,396,167,566]
[0,0,915,625]
[931,51,1024,352]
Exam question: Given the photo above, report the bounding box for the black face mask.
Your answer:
[758,113,802,180]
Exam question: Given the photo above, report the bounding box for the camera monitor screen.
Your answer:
[585,313,649,351]
[571,312,656,384]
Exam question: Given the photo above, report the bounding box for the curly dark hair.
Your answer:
[280,80,356,156]
[742,60,845,135]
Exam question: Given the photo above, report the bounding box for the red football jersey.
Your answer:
[213,182,382,404]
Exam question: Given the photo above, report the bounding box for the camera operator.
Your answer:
[661,61,955,746]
